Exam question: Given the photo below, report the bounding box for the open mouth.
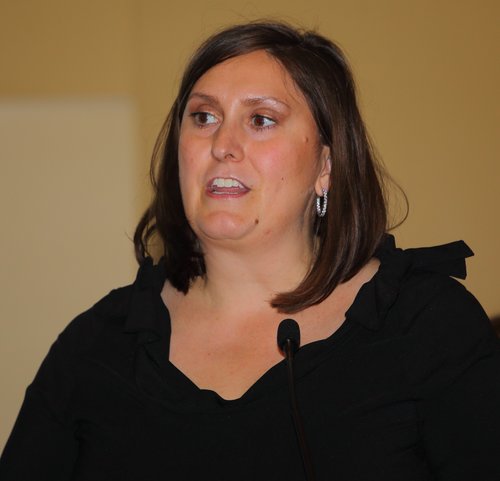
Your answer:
[207,177,250,195]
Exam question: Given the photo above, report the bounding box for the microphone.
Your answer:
[277,319,316,481]
[277,318,300,355]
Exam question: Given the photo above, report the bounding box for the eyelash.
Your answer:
[189,111,277,131]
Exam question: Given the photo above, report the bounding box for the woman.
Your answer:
[1,21,499,481]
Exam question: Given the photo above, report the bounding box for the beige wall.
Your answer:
[1,0,498,449]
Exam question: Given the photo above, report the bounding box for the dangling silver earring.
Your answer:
[316,188,328,217]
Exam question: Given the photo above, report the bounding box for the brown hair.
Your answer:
[134,21,389,314]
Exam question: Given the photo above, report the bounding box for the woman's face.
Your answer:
[178,50,330,250]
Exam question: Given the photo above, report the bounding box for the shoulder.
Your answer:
[376,240,499,394]
[51,284,135,359]
[385,237,492,343]
[372,235,487,333]
[55,256,166,355]
[349,236,482,332]
[395,270,493,346]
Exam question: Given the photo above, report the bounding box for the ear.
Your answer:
[315,145,331,196]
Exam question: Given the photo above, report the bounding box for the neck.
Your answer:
[193,235,314,315]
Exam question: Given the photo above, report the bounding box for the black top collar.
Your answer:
[123,235,474,335]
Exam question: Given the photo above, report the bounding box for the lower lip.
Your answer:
[206,187,250,199]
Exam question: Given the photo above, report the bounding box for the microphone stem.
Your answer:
[285,340,316,481]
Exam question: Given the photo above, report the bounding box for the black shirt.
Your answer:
[1,237,500,480]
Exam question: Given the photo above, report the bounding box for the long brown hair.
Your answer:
[134,21,389,314]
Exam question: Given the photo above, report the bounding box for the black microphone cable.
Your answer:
[277,319,316,481]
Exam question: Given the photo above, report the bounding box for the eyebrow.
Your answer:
[187,92,219,106]
[187,92,290,110]
[242,96,290,109]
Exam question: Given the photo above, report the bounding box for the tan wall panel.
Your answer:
[0,0,135,94]
[0,98,137,449]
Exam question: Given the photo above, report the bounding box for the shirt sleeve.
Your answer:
[0,334,79,480]
[410,280,500,480]
[0,286,131,481]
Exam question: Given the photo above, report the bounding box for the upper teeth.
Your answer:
[212,178,244,188]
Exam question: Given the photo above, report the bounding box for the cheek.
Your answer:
[252,139,295,175]
[177,148,198,211]
[178,130,194,167]
[178,134,202,187]
[253,138,319,187]
[177,150,189,192]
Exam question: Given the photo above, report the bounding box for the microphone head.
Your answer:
[277,318,301,353]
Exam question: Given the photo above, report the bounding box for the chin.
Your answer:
[195,213,256,243]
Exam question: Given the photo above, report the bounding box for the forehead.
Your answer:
[189,50,309,108]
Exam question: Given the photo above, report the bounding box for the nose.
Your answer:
[211,119,244,162]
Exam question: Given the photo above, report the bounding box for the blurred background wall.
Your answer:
[1,0,498,449]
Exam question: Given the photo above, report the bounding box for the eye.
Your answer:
[251,114,276,130]
[190,111,218,127]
